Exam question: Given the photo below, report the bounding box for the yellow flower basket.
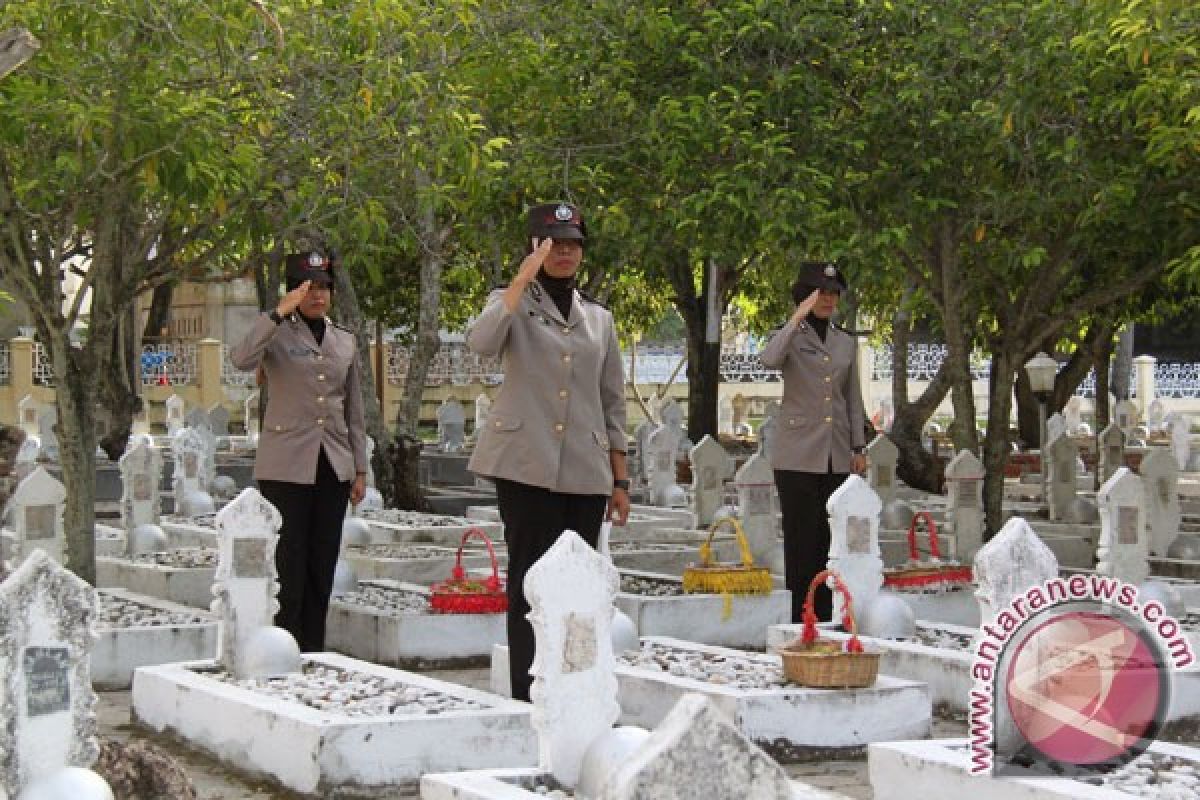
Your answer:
[682,517,773,600]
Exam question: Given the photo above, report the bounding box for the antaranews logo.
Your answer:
[969,575,1194,777]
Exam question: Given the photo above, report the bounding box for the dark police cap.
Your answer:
[284,251,335,287]
[527,202,587,241]
[794,261,847,293]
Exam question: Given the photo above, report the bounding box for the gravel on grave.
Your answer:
[620,574,683,596]
[163,513,217,528]
[333,583,430,614]
[618,641,788,689]
[1090,753,1200,798]
[96,592,209,629]
[912,623,974,652]
[608,542,691,553]
[202,662,488,717]
[347,544,477,559]
[361,509,476,527]
[131,548,217,568]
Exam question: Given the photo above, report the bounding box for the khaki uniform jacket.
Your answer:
[230,312,368,484]
[759,318,866,474]
[467,284,627,496]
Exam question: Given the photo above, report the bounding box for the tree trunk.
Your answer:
[50,338,98,584]
[981,348,1019,536]
[937,231,979,455]
[1093,333,1114,432]
[97,309,141,460]
[1111,323,1134,400]
[889,308,953,492]
[141,282,174,339]
[672,257,729,443]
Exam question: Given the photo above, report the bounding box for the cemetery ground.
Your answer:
[94,666,970,800]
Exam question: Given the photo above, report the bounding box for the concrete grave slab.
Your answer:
[93,588,217,690]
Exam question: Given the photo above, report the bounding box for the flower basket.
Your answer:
[778,569,880,688]
[429,528,507,614]
[682,517,773,597]
[882,511,973,591]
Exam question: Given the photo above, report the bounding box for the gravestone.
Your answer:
[1166,413,1190,471]
[211,488,286,678]
[185,406,211,434]
[473,392,492,442]
[1044,432,1079,522]
[436,398,466,453]
[632,420,655,486]
[165,394,185,437]
[757,401,779,462]
[1096,468,1148,586]
[14,435,41,483]
[659,399,691,460]
[1114,399,1139,438]
[1098,423,1125,485]
[717,395,734,435]
[944,449,985,561]
[1147,399,1166,432]
[603,693,792,800]
[867,433,900,506]
[183,414,218,482]
[826,475,884,624]
[119,441,162,537]
[689,436,733,527]
[735,454,783,574]
[244,390,261,446]
[646,425,680,507]
[972,517,1058,624]
[1139,449,1181,557]
[364,436,377,488]
[207,405,230,438]
[524,529,621,788]
[1045,412,1066,445]
[1063,395,1084,435]
[171,427,213,516]
[37,407,58,461]
[6,467,66,567]
[731,393,750,435]
[17,395,40,439]
[873,399,894,432]
[0,550,102,796]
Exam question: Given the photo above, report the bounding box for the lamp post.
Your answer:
[1024,351,1059,505]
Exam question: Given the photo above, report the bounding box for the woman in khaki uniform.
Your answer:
[760,262,867,623]
[230,252,368,652]
[467,203,630,701]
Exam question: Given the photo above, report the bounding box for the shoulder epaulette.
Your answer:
[578,289,608,309]
[833,323,872,336]
[332,321,356,334]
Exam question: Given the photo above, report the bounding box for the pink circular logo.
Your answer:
[1005,609,1166,767]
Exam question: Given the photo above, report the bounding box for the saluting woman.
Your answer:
[467,203,630,702]
[759,262,867,623]
[230,252,368,652]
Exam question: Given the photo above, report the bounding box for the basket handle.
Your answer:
[453,527,502,593]
[799,569,864,654]
[905,511,941,561]
[699,517,756,569]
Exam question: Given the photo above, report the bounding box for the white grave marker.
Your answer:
[6,467,66,567]
[524,530,621,788]
[473,392,492,442]
[1139,449,1181,557]
[1063,395,1084,435]
[826,476,884,624]
[1098,423,1125,484]
[14,435,41,483]
[207,404,231,438]
[717,395,734,435]
[633,420,655,486]
[867,433,899,506]
[17,395,40,438]
[212,488,284,679]
[1147,399,1166,432]
[1045,412,1066,445]
[119,441,162,542]
[973,517,1058,624]
[1044,432,1079,522]
[689,435,733,527]
[244,390,261,446]
[165,394,186,437]
[735,454,782,573]
[646,425,679,507]
[1096,468,1148,586]
[436,398,466,453]
[0,550,101,796]
[1166,413,1190,471]
[1114,399,1139,438]
[37,408,58,461]
[945,449,985,561]
[757,401,779,462]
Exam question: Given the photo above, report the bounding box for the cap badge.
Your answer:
[308,252,325,268]
[823,264,836,278]
[554,204,574,222]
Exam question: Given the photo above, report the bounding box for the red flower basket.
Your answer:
[429,528,508,614]
[778,569,880,688]
[883,511,973,590]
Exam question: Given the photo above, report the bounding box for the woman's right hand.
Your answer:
[502,238,555,312]
[275,280,312,317]
[790,288,820,325]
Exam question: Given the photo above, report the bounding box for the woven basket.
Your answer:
[682,517,772,597]
[883,511,972,590]
[429,528,507,614]
[778,569,880,688]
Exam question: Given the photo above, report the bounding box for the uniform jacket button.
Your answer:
[554,423,564,432]
[558,389,568,399]
[317,374,326,381]
[824,416,832,423]
[317,418,325,426]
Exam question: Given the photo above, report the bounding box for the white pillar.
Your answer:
[1133,354,1157,416]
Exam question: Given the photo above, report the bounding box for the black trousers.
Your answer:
[258,448,351,652]
[774,468,848,624]
[494,478,608,702]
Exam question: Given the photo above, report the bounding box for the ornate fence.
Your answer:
[32,341,53,386]
[0,341,9,385]
[221,344,255,388]
[139,341,198,387]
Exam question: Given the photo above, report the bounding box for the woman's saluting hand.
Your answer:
[789,288,820,326]
[501,238,555,313]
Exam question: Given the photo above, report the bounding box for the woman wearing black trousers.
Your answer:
[467,202,630,701]
[759,262,867,622]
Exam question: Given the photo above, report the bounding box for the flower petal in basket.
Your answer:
[429,527,508,614]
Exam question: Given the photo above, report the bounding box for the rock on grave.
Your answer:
[525,530,622,788]
[602,693,792,800]
[1096,467,1148,586]
[210,488,291,677]
[689,436,733,528]
[972,517,1058,624]
[826,475,884,623]
[0,550,105,797]
[6,467,67,567]
[1140,449,1181,557]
